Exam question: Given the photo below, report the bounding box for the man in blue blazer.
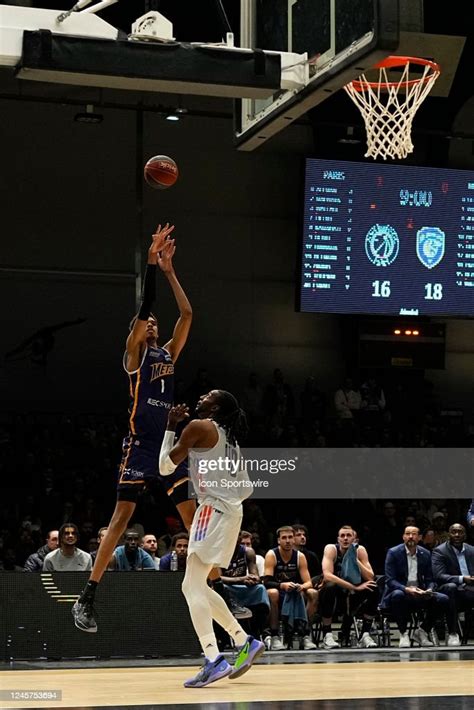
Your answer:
[432,523,474,646]
[381,526,450,648]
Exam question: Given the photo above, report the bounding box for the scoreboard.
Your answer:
[299,159,474,317]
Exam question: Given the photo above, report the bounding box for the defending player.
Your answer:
[159,391,265,688]
[73,223,193,633]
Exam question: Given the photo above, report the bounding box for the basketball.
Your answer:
[144,155,179,189]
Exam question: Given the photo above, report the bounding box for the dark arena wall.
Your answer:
[0,572,199,661]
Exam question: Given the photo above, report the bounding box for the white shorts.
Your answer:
[188,498,242,568]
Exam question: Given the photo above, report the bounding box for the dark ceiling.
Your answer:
[1,1,473,153]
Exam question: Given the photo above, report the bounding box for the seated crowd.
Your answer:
[15,515,474,651]
[0,385,471,652]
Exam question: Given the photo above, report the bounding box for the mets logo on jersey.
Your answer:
[150,362,174,382]
[416,227,445,269]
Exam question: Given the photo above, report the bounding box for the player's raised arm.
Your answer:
[159,239,193,363]
[126,223,174,370]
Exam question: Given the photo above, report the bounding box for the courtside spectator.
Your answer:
[24,530,59,572]
[220,538,270,641]
[43,523,92,571]
[320,525,378,649]
[292,524,322,580]
[90,527,108,566]
[109,530,155,571]
[160,533,189,571]
[381,526,450,647]
[240,530,265,577]
[141,533,161,570]
[264,526,317,651]
[432,523,474,646]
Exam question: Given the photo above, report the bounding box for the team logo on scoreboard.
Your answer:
[365,224,400,267]
[416,227,445,269]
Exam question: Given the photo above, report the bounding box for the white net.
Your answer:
[344,59,440,160]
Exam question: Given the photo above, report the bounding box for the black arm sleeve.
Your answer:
[137,264,157,321]
[263,575,280,590]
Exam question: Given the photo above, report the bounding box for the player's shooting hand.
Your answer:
[148,223,175,263]
[157,238,176,273]
[168,403,189,428]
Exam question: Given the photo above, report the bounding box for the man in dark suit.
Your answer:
[381,526,450,648]
[432,523,474,646]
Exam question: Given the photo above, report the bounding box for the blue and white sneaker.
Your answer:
[184,655,232,688]
[229,635,265,679]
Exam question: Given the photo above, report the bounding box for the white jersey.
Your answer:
[188,421,252,510]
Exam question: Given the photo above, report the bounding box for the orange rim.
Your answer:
[349,55,441,92]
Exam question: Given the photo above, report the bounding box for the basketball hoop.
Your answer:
[344,56,441,160]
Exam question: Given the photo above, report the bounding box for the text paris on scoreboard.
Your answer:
[299,159,474,317]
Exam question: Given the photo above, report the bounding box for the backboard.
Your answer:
[235,0,400,150]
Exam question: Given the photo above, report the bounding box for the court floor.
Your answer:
[1,649,473,710]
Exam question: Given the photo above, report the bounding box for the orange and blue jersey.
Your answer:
[125,345,174,449]
[117,345,189,497]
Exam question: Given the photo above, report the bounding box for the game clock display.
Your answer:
[299,159,474,317]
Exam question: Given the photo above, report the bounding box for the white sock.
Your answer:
[199,633,221,662]
[224,619,248,646]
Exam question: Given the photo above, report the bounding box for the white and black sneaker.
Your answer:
[270,635,285,651]
[358,632,377,648]
[301,635,317,650]
[322,632,340,649]
[72,598,98,633]
[412,628,434,647]
[447,633,461,647]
